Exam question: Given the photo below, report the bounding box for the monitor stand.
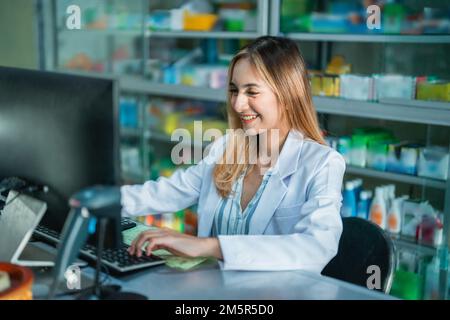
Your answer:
[75,284,147,300]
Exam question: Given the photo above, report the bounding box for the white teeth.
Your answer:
[241,115,258,121]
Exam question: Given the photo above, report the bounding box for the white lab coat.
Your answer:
[121,130,346,273]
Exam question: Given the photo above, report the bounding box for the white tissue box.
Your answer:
[340,74,374,101]
[374,74,416,100]
[418,146,449,180]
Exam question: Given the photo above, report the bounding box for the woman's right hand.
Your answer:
[127,227,223,260]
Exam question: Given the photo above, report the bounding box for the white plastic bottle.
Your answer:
[352,178,363,202]
[357,190,372,220]
[387,197,402,234]
[341,181,357,218]
[369,187,387,229]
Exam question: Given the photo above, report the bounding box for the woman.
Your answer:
[123,36,346,272]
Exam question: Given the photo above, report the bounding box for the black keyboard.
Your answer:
[34,218,165,273]
[120,218,137,231]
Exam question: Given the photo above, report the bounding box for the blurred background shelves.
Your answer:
[146,30,262,39]
[282,33,450,43]
[58,28,143,37]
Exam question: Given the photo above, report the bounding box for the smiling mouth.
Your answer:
[240,114,260,123]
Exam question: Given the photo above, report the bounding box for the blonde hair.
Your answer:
[213,36,325,197]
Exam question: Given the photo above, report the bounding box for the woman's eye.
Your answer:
[229,89,238,95]
[247,92,259,96]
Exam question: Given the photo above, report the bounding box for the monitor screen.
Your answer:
[0,66,121,246]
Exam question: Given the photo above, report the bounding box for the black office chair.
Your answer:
[321,217,396,293]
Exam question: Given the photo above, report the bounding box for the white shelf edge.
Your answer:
[58,28,142,36]
[120,76,227,102]
[346,165,447,189]
[285,33,450,43]
[391,234,437,255]
[145,30,261,39]
[313,96,450,126]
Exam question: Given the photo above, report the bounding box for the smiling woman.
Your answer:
[122,36,346,273]
[215,36,325,198]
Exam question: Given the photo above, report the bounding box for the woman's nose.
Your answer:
[232,93,248,113]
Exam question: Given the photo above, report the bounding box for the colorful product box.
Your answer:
[311,74,340,97]
[386,142,421,175]
[417,81,450,102]
[367,140,395,171]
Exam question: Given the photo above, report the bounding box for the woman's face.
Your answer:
[229,58,289,136]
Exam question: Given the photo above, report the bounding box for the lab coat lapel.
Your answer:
[197,178,221,237]
[248,130,304,235]
[248,173,287,234]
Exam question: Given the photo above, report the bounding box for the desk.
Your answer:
[28,242,396,300]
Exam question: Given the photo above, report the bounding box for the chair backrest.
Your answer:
[321,217,396,293]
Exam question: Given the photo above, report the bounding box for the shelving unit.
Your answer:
[146,30,262,39]
[41,0,450,298]
[280,33,450,44]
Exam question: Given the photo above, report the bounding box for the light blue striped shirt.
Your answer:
[212,167,273,236]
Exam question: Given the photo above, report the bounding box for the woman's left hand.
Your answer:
[127,227,223,260]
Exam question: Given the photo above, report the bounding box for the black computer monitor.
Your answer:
[0,66,121,246]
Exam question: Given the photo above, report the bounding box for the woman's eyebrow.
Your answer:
[229,82,261,88]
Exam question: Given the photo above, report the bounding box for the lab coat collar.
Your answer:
[270,129,305,180]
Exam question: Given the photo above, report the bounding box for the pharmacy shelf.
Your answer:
[284,33,450,44]
[379,98,450,110]
[391,234,437,256]
[346,166,447,190]
[120,76,227,102]
[58,29,142,37]
[313,96,450,127]
[120,127,141,138]
[146,30,261,39]
[49,71,450,127]
[119,77,450,125]
[58,28,261,39]
[121,78,450,126]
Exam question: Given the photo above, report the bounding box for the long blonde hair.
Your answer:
[213,36,325,197]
